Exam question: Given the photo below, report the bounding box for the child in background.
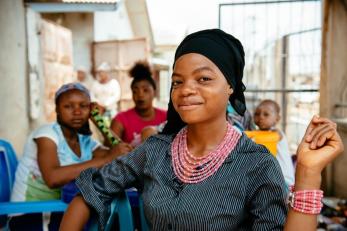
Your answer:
[253,99,295,186]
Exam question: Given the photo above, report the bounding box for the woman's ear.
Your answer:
[228,86,234,95]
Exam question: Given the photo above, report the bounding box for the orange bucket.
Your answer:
[244,131,280,156]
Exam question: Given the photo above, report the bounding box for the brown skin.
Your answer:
[253,101,280,131]
[141,126,158,142]
[97,71,110,84]
[37,90,128,189]
[110,79,156,145]
[171,53,232,157]
[77,70,87,82]
[60,54,344,231]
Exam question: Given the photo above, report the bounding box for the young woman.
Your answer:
[60,29,344,231]
[111,61,166,147]
[9,83,130,230]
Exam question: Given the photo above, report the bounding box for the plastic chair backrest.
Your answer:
[0,139,18,202]
[244,131,280,156]
[89,193,135,231]
[0,139,68,229]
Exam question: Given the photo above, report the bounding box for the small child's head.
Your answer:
[253,99,280,131]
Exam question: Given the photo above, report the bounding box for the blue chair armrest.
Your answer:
[0,200,68,215]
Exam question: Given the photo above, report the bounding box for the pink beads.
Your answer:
[288,186,324,214]
[172,123,241,184]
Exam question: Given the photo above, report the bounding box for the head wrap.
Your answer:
[162,29,246,135]
[55,82,92,135]
[55,82,90,104]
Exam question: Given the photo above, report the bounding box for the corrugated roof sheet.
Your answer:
[62,0,117,3]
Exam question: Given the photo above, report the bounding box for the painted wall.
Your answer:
[0,0,29,154]
[94,1,133,42]
[64,13,94,74]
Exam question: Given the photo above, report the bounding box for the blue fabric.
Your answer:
[52,123,98,166]
[55,82,90,102]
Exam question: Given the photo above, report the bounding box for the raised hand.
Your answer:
[296,115,344,174]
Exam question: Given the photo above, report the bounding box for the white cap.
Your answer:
[96,62,111,72]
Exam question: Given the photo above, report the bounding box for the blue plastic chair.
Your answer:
[89,192,135,231]
[138,195,149,231]
[0,139,68,229]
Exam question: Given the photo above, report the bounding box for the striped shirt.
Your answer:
[76,133,288,230]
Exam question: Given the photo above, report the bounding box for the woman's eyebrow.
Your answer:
[192,66,214,75]
[172,66,214,77]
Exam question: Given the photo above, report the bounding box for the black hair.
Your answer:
[258,99,280,114]
[129,61,156,90]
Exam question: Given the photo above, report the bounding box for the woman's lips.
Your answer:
[178,102,203,110]
[72,119,84,124]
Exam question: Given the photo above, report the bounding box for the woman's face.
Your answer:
[132,80,155,111]
[97,71,109,83]
[56,89,91,129]
[171,53,231,125]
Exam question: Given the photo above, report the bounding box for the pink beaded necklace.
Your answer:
[171,122,241,184]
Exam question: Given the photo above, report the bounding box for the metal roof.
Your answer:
[25,0,118,12]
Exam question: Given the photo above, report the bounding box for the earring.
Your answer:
[228,88,233,95]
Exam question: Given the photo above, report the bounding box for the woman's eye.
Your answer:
[172,80,182,87]
[199,76,211,82]
[81,104,89,108]
[63,105,71,109]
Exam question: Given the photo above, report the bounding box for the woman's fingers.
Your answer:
[310,123,336,148]
[303,116,317,142]
[305,116,336,142]
[309,123,336,149]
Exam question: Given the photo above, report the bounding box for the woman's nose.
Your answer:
[73,107,82,115]
[181,81,197,96]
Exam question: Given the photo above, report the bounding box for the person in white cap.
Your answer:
[90,62,121,120]
[76,66,93,90]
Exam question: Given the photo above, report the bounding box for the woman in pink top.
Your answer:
[111,61,167,147]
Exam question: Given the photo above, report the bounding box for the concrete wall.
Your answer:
[64,13,94,74]
[94,1,133,42]
[0,0,29,154]
[320,0,347,197]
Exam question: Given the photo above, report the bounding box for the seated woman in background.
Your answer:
[111,61,167,147]
[9,83,131,231]
[253,99,295,186]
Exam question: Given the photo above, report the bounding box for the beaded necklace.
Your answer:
[172,122,241,184]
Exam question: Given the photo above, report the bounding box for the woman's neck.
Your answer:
[61,125,78,142]
[135,107,155,120]
[186,118,229,157]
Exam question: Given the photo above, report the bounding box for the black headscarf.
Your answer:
[162,29,246,135]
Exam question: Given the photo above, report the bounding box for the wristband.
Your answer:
[287,186,323,215]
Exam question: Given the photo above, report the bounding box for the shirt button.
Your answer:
[168,223,172,230]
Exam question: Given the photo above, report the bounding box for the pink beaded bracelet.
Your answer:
[287,186,324,215]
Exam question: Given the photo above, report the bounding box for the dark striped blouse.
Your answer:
[76,133,288,231]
